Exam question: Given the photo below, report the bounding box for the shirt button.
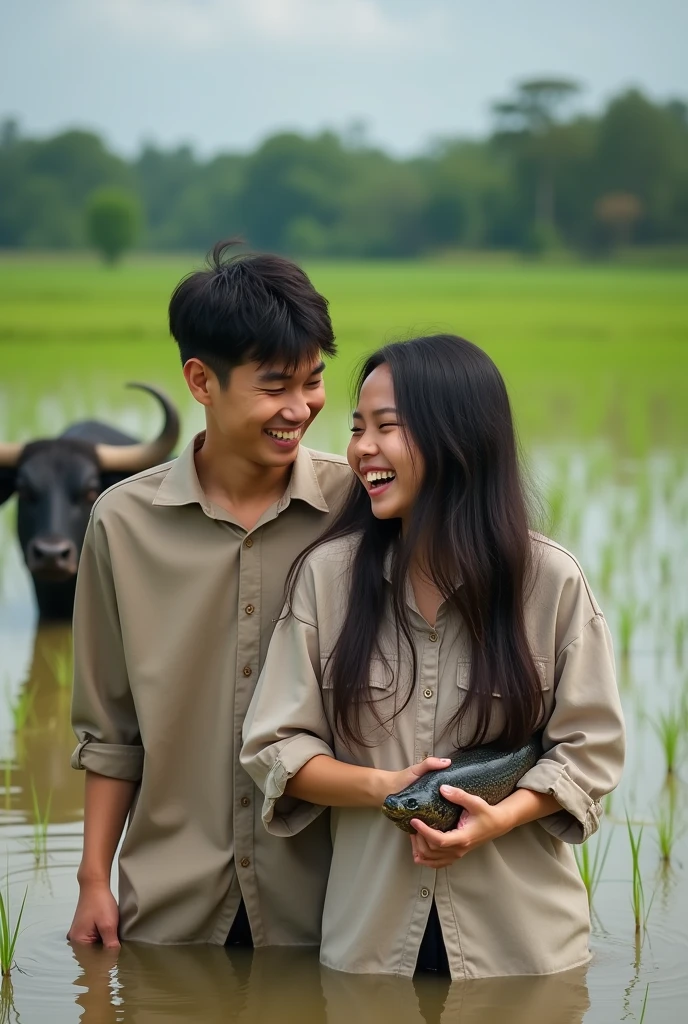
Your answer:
[240,797,251,808]
[423,688,433,699]
[428,632,438,642]
[240,857,251,868]
[420,887,430,899]
[245,604,255,615]
[244,537,253,548]
[243,666,252,677]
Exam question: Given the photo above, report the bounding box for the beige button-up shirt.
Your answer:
[71,434,351,945]
[241,533,625,980]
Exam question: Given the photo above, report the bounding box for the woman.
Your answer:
[241,335,624,981]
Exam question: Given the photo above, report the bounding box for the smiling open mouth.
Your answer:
[265,428,301,445]
[365,470,396,493]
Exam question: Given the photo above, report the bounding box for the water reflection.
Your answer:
[6,624,83,827]
[68,944,590,1024]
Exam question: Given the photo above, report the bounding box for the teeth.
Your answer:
[267,429,301,440]
[365,470,396,484]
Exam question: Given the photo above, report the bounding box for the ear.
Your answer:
[0,467,17,507]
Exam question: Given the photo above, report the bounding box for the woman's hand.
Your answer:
[409,785,562,868]
[382,757,452,803]
[410,785,509,869]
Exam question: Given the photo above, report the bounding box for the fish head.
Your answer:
[382,792,458,834]
[381,792,424,833]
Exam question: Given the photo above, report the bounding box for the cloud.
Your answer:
[84,0,449,54]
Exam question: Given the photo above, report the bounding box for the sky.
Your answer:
[2,0,687,157]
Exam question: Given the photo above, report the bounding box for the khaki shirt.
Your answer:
[241,533,625,980]
[71,434,351,945]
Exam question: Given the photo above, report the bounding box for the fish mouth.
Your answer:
[382,796,423,833]
[381,797,415,831]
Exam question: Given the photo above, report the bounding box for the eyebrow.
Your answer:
[351,407,398,419]
[258,361,326,383]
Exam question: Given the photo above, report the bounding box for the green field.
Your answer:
[1,256,687,454]
[1,257,688,1023]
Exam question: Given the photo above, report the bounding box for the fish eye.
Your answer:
[404,798,418,810]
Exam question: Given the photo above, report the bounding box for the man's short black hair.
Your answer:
[169,238,336,387]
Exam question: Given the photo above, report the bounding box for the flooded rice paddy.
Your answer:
[0,259,687,1022]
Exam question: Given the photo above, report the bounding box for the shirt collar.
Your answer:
[152,432,329,515]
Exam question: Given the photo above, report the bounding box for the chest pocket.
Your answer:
[320,653,398,692]
[455,657,550,743]
[456,657,551,696]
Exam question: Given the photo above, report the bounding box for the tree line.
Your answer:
[1,80,687,261]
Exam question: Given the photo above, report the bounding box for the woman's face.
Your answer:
[347,363,424,523]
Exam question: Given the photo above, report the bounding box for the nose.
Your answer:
[353,432,379,458]
[281,396,311,424]
[27,536,79,578]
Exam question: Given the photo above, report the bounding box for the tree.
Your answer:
[85,187,141,264]
[492,78,581,239]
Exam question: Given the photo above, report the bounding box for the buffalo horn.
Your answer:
[0,442,23,467]
[95,383,181,473]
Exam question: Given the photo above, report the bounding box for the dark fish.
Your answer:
[382,736,542,833]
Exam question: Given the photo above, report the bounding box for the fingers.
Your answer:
[413,757,451,778]
[98,919,121,949]
[439,785,488,812]
[67,929,98,944]
[411,819,451,848]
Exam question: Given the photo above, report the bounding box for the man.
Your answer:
[68,240,351,948]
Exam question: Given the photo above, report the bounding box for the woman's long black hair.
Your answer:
[287,334,543,751]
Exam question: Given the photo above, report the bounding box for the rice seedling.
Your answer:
[546,483,567,539]
[4,684,35,734]
[618,602,646,661]
[598,541,616,597]
[29,781,52,866]
[574,828,612,905]
[626,814,653,938]
[45,647,73,690]
[675,616,687,668]
[0,874,27,977]
[653,706,684,777]
[656,787,681,865]
[633,474,653,534]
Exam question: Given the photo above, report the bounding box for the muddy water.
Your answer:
[1,397,688,1022]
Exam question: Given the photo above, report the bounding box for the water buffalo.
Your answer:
[0,384,180,620]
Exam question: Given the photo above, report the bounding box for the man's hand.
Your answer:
[67,881,121,948]
[410,786,509,869]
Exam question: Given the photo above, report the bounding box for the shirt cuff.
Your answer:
[516,757,601,845]
[261,737,333,838]
[71,737,144,782]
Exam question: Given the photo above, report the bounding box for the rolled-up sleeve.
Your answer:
[241,562,334,838]
[71,510,143,782]
[517,612,625,843]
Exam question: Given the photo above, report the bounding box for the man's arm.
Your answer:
[68,773,136,947]
[69,510,144,945]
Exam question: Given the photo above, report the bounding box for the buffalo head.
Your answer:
[0,383,180,619]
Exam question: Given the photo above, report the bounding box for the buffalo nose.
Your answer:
[27,536,79,577]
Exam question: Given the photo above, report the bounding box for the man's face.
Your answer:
[204,357,326,467]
